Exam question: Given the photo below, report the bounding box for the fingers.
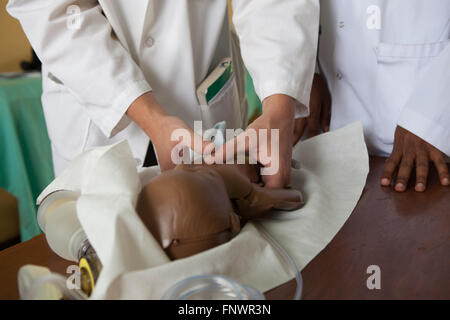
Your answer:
[394,151,415,192]
[320,94,331,132]
[263,127,293,188]
[306,99,321,139]
[381,151,401,186]
[430,152,450,186]
[293,118,306,146]
[262,151,292,188]
[207,126,254,164]
[205,138,231,164]
[380,134,448,192]
[190,130,214,155]
[414,149,429,192]
[158,150,177,172]
[306,117,321,138]
[294,72,331,142]
[263,170,290,188]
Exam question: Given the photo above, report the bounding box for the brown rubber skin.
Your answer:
[136,164,304,260]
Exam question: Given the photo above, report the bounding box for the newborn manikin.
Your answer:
[136,164,304,260]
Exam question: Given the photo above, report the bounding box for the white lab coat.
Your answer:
[319,0,450,156]
[7,0,319,175]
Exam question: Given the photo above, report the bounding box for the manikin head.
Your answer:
[136,164,303,260]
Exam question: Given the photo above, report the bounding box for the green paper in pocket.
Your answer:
[196,58,233,106]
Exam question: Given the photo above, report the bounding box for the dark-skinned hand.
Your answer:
[381,126,450,192]
[293,73,331,145]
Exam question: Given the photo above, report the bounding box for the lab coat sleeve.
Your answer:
[231,0,320,118]
[7,0,151,138]
[397,41,450,156]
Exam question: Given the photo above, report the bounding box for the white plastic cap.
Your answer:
[37,190,80,233]
[37,190,86,262]
[44,200,87,261]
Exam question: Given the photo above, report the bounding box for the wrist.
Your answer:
[126,92,168,139]
[262,94,296,121]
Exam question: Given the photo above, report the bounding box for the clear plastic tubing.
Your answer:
[255,221,303,300]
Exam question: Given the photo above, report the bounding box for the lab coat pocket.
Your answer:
[374,40,449,145]
[199,74,243,130]
[42,75,90,161]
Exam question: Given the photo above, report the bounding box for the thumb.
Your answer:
[206,126,256,164]
[183,128,215,155]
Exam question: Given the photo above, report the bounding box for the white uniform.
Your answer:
[7,0,319,175]
[319,0,450,156]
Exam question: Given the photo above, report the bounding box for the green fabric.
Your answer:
[0,75,54,241]
[245,68,262,122]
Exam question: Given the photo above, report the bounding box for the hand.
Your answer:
[152,115,215,171]
[127,92,212,171]
[293,73,331,145]
[381,126,449,192]
[209,94,296,188]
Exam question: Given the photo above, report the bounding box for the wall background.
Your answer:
[0,0,31,72]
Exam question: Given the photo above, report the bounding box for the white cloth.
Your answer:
[319,0,450,156]
[7,0,319,175]
[37,122,369,299]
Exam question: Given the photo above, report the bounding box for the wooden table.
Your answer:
[1,157,449,300]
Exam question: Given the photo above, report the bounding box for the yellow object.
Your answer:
[0,187,19,245]
[79,257,96,296]
[0,0,32,72]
